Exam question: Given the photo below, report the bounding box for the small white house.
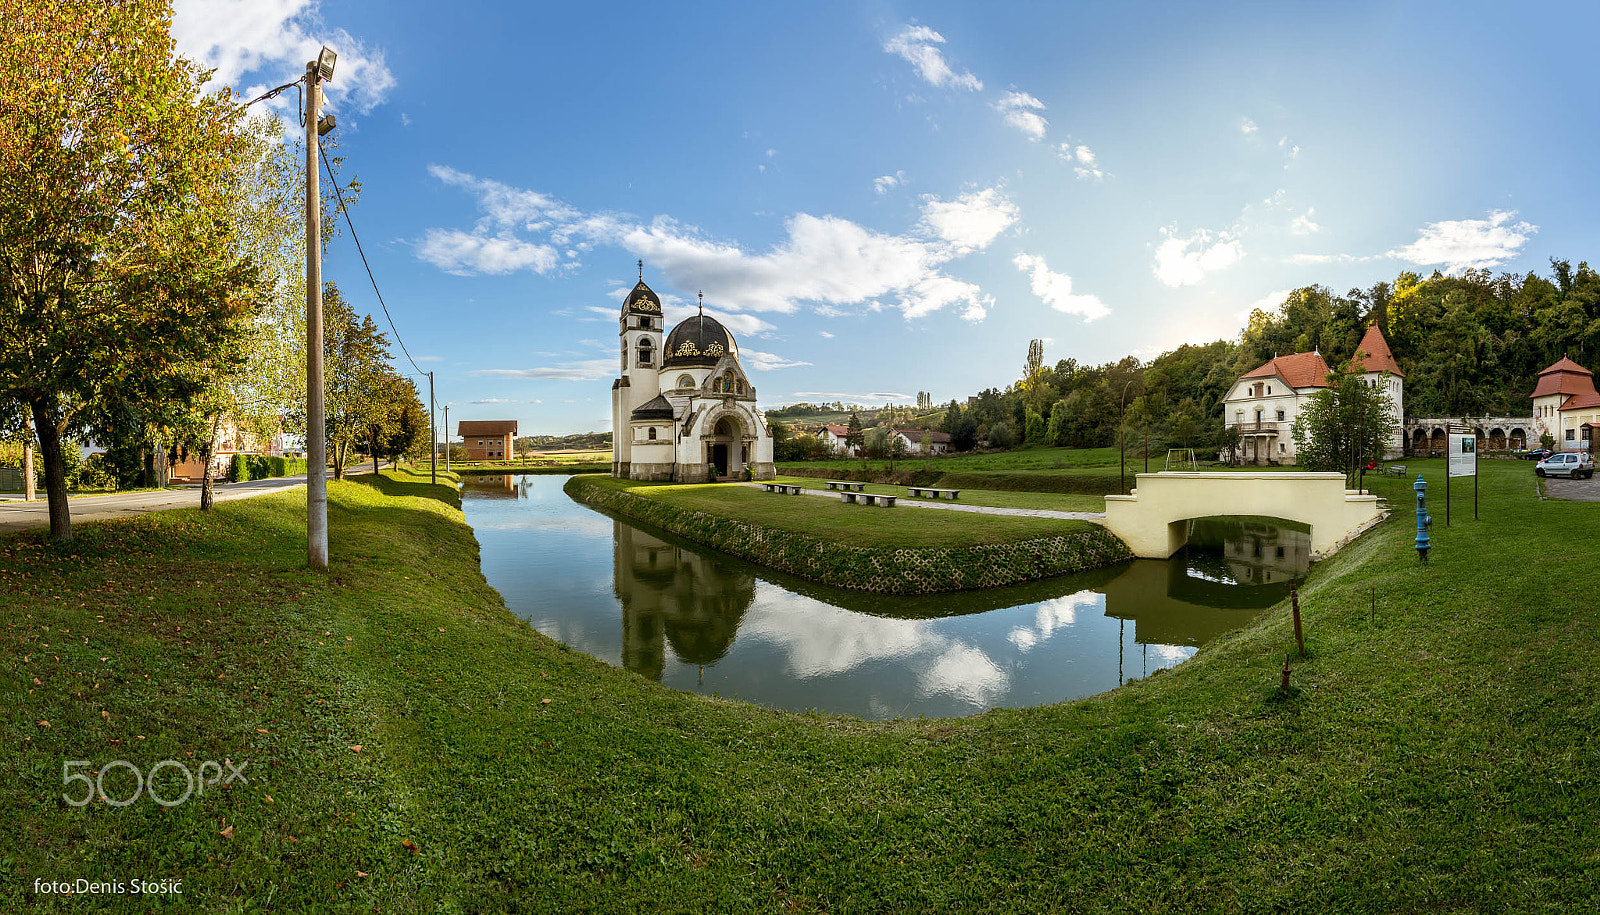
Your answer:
[892,428,951,455]
[819,423,859,457]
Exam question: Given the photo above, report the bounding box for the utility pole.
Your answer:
[444,404,450,473]
[428,371,436,485]
[305,49,336,571]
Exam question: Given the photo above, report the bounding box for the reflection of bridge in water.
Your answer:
[609,514,1308,681]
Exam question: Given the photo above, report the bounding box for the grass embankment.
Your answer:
[5,461,1599,911]
[564,475,1128,592]
[449,451,610,475]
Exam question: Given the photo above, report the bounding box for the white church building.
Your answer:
[610,276,775,482]
[1223,324,1405,465]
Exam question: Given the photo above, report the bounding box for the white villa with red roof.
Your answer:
[1531,355,1600,453]
[1223,325,1405,465]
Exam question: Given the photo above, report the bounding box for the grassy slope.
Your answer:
[791,444,1124,472]
[4,463,1598,911]
[577,475,1090,548]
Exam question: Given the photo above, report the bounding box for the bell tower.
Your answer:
[612,263,664,477]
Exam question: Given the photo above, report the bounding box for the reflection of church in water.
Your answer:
[614,521,756,681]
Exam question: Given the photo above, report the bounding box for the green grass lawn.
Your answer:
[4,461,1598,910]
[770,474,1106,513]
[581,475,1089,548]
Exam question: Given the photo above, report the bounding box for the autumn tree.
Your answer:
[1290,366,1398,487]
[0,0,259,538]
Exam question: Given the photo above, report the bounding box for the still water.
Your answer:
[461,474,1309,719]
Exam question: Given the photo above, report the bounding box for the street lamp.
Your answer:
[1119,378,1137,495]
[304,46,336,570]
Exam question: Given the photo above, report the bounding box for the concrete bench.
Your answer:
[839,491,896,507]
[824,480,865,492]
[761,482,805,494]
[907,487,961,500]
[1385,464,1407,477]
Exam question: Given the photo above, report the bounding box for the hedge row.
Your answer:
[778,465,1125,495]
[565,476,1133,595]
[226,455,309,483]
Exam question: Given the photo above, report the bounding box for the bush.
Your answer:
[267,456,288,478]
[227,453,250,483]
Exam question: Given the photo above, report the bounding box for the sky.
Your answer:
[173,0,1600,435]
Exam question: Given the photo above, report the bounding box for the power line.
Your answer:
[318,145,424,375]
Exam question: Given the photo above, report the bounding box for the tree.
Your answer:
[319,285,396,479]
[0,0,259,538]
[1024,407,1047,447]
[1290,366,1398,487]
[951,415,979,452]
[845,412,864,456]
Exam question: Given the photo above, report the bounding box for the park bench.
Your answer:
[906,486,961,500]
[839,491,896,507]
[1385,464,1407,477]
[760,482,805,494]
[824,480,865,492]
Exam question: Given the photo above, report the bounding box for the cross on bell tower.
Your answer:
[698,290,703,317]
[637,259,643,281]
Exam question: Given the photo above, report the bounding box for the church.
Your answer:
[610,273,776,482]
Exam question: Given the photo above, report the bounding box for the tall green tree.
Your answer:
[0,0,258,538]
[1290,367,1398,487]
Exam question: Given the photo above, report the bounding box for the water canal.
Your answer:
[461,474,1310,719]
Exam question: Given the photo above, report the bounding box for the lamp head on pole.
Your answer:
[316,47,337,82]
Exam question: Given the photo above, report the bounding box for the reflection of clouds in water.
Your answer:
[1007,590,1102,652]
[1146,644,1195,664]
[918,643,1009,706]
[469,512,615,537]
[741,586,940,677]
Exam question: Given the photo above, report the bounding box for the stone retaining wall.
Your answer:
[565,475,1133,595]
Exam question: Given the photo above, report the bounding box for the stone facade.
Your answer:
[1404,418,1536,455]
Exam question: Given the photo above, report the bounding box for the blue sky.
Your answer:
[174,1,1600,434]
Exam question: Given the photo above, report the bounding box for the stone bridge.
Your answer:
[1103,472,1383,560]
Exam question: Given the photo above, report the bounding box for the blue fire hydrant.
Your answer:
[1414,474,1432,563]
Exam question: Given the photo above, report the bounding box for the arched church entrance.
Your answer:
[707,415,747,478]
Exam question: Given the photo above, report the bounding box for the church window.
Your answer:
[637,340,653,367]
[1277,410,1285,421]
[735,379,745,395]
[1267,386,1272,394]
[640,316,652,329]
[648,427,657,440]
[677,374,695,389]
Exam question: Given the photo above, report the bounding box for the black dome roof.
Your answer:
[623,280,662,315]
[663,314,737,367]
[630,394,675,421]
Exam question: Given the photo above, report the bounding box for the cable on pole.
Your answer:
[318,145,425,376]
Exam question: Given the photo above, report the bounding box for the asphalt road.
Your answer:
[0,475,308,532]
[1543,473,1600,502]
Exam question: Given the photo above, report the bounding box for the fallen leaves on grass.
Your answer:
[220,825,234,839]
[402,840,419,855]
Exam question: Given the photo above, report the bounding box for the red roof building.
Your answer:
[1352,324,1405,377]
[1532,356,1600,452]
[458,420,518,461]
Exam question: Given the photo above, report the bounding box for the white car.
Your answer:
[1535,451,1595,479]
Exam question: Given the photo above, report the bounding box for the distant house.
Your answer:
[459,420,518,461]
[892,428,950,455]
[168,416,290,482]
[1223,324,1404,465]
[819,423,859,457]
[1531,355,1600,452]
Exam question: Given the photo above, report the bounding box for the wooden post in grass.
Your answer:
[1280,654,1292,690]
[1291,579,1305,658]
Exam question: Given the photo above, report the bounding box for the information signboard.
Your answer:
[1447,433,1477,478]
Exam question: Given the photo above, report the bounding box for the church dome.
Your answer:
[662,314,736,367]
[623,280,662,316]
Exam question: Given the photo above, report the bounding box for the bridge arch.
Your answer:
[1103,472,1382,560]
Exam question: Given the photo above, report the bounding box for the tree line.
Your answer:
[0,2,428,539]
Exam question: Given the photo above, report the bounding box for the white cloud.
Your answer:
[993,90,1048,140]
[874,170,906,195]
[471,359,616,382]
[172,0,395,115]
[471,398,520,404]
[422,167,1007,322]
[919,187,1019,253]
[1283,252,1364,265]
[400,112,412,127]
[1012,253,1110,321]
[1241,289,1293,322]
[415,229,560,276]
[1241,117,1258,135]
[742,350,812,371]
[883,25,983,91]
[1057,142,1105,179]
[1290,208,1320,235]
[819,331,835,338]
[1153,227,1245,287]
[918,644,1008,706]
[792,391,912,403]
[1389,209,1538,273]
[415,354,442,362]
